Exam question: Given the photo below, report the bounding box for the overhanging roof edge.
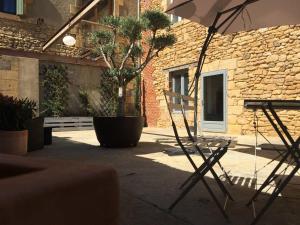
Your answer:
[42,0,102,51]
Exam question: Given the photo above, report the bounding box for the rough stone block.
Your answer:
[219,59,237,70]
[228,124,242,135]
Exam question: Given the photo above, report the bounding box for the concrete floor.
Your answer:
[28,128,300,225]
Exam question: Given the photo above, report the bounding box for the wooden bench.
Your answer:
[44,117,94,131]
[43,117,94,145]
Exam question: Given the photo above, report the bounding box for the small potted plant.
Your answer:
[0,94,37,155]
[24,115,45,151]
[90,10,176,147]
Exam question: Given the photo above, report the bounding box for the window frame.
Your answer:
[170,14,182,24]
[200,69,228,132]
[0,0,23,16]
[169,69,189,112]
[167,0,182,24]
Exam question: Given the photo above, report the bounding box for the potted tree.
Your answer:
[0,94,37,155]
[90,10,176,147]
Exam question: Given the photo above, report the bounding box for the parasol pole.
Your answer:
[192,0,258,137]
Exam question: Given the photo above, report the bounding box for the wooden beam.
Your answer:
[0,48,107,68]
[79,50,93,59]
[43,0,102,51]
[81,19,103,26]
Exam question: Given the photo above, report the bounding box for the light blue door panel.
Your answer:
[201,70,227,132]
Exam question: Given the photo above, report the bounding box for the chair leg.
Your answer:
[179,172,195,189]
[180,162,234,197]
[210,166,234,201]
[170,173,229,220]
[250,166,299,225]
[196,146,234,201]
[217,161,234,186]
[246,151,290,207]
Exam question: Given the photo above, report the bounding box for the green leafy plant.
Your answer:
[41,64,69,117]
[96,75,118,116]
[78,89,95,116]
[90,10,176,116]
[0,94,37,131]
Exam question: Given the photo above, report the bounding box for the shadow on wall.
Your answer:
[39,61,105,117]
[26,0,65,27]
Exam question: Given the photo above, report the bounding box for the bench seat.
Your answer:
[44,117,94,131]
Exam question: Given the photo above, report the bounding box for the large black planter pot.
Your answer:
[93,116,144,148]
[25,117,44,151]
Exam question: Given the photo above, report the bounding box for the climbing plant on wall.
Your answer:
[40,64,69,117]
[96,75,118,116]
[78,89,95,116]
[78,76,118,117]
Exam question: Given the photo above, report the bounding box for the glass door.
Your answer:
[201,70,227,132]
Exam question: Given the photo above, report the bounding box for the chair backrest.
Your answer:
[163,90,196,140]
[163,90,197,170]
[164,90,231,170]
[180,94,196,142]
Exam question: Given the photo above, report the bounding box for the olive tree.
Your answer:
[90,10,176,116]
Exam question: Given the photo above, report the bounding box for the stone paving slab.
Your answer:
[28,128,300,225]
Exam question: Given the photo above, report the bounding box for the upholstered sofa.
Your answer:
[0,154,119,225]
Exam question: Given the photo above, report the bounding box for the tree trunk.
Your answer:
[117,85,126,116]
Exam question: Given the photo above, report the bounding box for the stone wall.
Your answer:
[0,0,136,115]
[0,14,84,59]
[118,0,138,17]
[0,0,125,60]
[25,0,73,27]
[142,1,300,137]
[39,61,104,116]
[18,57,39,104]
[0,56,19,97]
[140,0,164,126]
[0,55,39,105]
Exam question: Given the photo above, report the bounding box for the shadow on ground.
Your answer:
[28,132,300,225]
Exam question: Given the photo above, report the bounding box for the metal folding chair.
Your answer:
[179,93,234,187]
[163,90,234,220]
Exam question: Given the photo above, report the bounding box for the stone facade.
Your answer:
[141,1,300,137]
[0,0,138,69]
[0,17,81,57]
[140,0,163,126]
[0,56,19,97]
[0,55,39,104]
[0,0,138,115]
[0,0,113,58]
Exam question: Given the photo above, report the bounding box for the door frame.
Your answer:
[200,69,227,133]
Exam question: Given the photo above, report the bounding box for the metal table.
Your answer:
[244,99,300,225]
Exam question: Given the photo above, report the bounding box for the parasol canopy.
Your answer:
[166,0,300,34]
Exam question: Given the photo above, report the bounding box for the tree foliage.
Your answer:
[90,10,176,116]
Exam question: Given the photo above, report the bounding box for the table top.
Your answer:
[244,99,300,110]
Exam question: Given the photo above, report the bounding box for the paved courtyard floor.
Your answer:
[28,128,299,225]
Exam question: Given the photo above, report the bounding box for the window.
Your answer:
[169,14,182,24]
[0,0,23,15]
[0,0,16,14]
[167,0,182,24]
[169,69,189,108]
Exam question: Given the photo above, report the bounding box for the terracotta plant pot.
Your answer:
[0,130,28,155]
